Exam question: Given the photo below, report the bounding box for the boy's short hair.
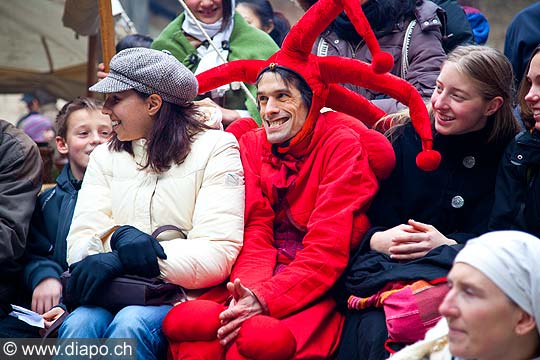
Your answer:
[56,97,104,139]
[116,34,153,53]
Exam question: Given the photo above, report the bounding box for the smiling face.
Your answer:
[257,71,309,144]
[439,263,525,360]
[185,0,224,24]
[56,109,112,180]
[431,62,502,136]
[524,52,540,131]
[102,90,155,142]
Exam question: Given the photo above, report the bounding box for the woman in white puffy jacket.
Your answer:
[58,48,245,360]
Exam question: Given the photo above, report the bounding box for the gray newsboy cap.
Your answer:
[89,47,198,105]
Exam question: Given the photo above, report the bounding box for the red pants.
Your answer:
[163,294,343,359]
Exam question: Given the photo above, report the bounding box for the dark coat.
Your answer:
[22,164,79,293]
[345,244,461,298]
[489,130,540,237]
[0,120,42,318]
[362,122,510,250]
[504,3,540,89]
[341,121,509,299]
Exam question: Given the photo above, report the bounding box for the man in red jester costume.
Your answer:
[162,0,441,357]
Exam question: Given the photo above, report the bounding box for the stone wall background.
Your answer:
[481,0,537,50]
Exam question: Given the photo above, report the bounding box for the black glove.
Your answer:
[65,251,124,306]
[110,225,167,278]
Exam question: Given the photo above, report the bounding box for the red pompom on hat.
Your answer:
[196,0,441,171]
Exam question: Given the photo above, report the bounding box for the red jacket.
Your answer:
[233,111,395,319]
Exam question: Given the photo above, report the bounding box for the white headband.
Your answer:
[455,231,540,331]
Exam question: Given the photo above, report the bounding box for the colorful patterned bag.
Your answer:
[348,278,449,344]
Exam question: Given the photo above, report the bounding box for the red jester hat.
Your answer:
[196,0,442,171]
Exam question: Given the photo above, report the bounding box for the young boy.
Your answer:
[21,97,112,333]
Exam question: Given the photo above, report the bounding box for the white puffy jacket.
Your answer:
[66,129,245,293]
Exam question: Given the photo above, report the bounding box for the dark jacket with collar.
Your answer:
[362,122,510,251]
[489,130,540,237]
[312,0,447,114]
[22,164,80,294]
[0,119,42,318]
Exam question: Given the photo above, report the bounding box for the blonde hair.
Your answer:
[378,45,519,144]
[375,104,434,143]
[445,45,519,143]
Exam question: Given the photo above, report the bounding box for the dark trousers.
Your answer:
[0,315,41,338]
[337,308,389,360]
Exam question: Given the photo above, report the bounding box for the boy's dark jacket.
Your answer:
[23,164,80,293]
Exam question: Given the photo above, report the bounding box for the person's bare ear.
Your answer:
[264,20,274,34]
[56,136,69,155]
[147,94,163,116]
[514,309,537,336]
[484,96,503,117]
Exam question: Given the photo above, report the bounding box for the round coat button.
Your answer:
[334,39,340,44]
[462,156,475,169]
[451,195,465,208]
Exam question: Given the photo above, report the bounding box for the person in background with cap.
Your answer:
[57,47,245,360]
[17,92,55,145]
[17,92,40,127]
[390,230,540,360]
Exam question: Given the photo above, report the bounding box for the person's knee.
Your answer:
[59,306,113,337]
[163,300,225,342]
[227,315,296,360]
[109,305,168,337]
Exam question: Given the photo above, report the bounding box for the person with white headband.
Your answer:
[391,230,540,360]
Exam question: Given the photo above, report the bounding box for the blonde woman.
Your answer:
[339,45,520,360]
